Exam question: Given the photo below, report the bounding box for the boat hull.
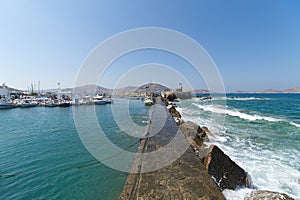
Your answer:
[94,100,106,105]
[144,100,153,106]
[58,103,71,107]
[20,104,38,108]
[0,105,13,109]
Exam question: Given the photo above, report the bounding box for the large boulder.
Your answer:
[168,105,183,125]
[168,105,181,118]
[180,121,209,147]
[162,91,177,101]
[202,145,252,190]
[179,121,210,158]
[244,190,294,200]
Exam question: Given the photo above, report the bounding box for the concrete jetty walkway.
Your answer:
[120,98,225,200]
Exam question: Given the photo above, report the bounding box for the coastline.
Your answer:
[120,97,295,200]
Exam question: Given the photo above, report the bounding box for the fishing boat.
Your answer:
[0,85,14,109]
[19,99,38,108]
[92,94,106,105]
[0,98,13,109]
[104,98,114,104]
[45,100,57,107]
[58,101,71,107]
[144,98,153,106]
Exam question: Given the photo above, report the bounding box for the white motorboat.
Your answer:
[92,94,106,105]
[58,100,71,107]
[0,98,13,109]
[104,98,114,104]
[144,98,154,106]
[19,99,38,108]
[0,85,13,109]
[45,100,57,107]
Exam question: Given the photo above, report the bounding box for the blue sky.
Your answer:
[0,0,300,92]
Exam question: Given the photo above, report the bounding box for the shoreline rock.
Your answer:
[179,121,209,158]
[244,190,294,200]
[168,104,183,125]
[179,119,294,199]
[202,145,252,190]
[180,121,252,191]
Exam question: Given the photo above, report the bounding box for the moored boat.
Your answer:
[0,85,14,109]
[58,101,71,107]
[92,94,106,105]
[104,98,114,104]
[19,100,38,108]
[144,98,153,106]
[0,99,13,109]
[45,101,57,107]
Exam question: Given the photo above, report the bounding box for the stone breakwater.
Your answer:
[120,98,294,200]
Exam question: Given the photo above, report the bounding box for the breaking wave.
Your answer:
[196,97,271,101]
[193,103,281,122]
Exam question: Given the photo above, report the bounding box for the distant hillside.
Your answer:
[0,85,23,93]
[112,83,171,97]
[234,87,300,93]
[59,83,171,97]
[39,83,171,97]
[192,89,210,94]
[111,86,137,97]
[67,84,111,95]
[134,83,170,93]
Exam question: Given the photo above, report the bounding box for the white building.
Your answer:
[0,85,10,99]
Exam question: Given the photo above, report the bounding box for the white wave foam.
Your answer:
[193,103,281,122]
[208,97,270,101]
[181,101,300,199]
[227,97,270,101]
[290,121,300,128]
[223,188,253,200]
[215,138,300,200]
[176,107,183,113]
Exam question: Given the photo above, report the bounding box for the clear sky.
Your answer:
[1,0,300,92]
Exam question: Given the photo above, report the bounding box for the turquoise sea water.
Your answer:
[0,100,149,199]
[1,95,300,199]
[179,93,300,199]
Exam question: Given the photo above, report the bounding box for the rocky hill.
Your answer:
[134,83,170,93]
[235,87,300,93]
[112,83,171,97]
[65,84,111,95]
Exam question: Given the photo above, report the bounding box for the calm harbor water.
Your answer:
[0,100,149,199]
[179,93,300,199]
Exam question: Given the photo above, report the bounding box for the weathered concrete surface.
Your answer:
[134,148,225,200]
[120,99,225,200]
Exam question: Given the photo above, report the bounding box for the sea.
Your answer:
[0,99,148,200]
[179,93,300,200]
[0,94,299,200]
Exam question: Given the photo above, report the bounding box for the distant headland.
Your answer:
[1,83,300,95]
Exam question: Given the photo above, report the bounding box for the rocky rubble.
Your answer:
[167,104,183,125]
[179,120,294,199]
[244,190,294,200]
[180,121,251,190]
